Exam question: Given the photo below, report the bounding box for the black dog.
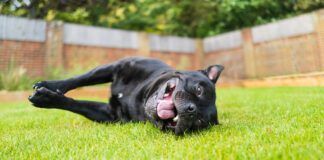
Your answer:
[28,57,224,135]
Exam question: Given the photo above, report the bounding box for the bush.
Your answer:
[0,66,38,91]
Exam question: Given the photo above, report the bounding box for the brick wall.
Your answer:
[151,51,195,70]
[63,45,138,71]
[0,40,45,76]
[253,34,320,77]
[1,9,324,81]
[315,9,324,70]
[204,48,245,82]
[0,16,46,76]
[203,10,324,80]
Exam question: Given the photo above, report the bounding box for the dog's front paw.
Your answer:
[33,81,65,94]
[28,87,66,108]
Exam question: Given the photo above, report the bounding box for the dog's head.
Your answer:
[145,65,224,135]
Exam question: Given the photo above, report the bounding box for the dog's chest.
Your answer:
[109,80,146,121]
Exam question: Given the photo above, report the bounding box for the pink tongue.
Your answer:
[157,99,175,119]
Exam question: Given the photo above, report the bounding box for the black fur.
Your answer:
[29,57,223,135]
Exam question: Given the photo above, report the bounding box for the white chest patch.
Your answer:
[118,93,123,98]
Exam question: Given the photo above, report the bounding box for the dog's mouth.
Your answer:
[157,79,179,129]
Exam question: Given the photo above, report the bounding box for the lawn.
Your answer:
[0,87,323,159]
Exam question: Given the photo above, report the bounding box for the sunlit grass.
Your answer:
[0,87,323,159]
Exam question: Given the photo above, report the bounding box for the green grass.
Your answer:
[0,87,323,159]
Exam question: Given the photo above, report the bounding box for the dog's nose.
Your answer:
[186,104,196,113]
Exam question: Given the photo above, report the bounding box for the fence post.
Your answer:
[314,9,324,70]
[242,29,256,78]
[45,21,64,74]
[138,32,151,57]
[195,39,204,69]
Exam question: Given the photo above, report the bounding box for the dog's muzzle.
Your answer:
[170,91,198,134]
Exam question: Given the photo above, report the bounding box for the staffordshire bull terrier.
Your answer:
[29,57,224,135]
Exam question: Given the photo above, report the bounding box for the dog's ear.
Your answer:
[199,65,224,84]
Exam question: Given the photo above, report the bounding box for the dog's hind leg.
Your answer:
[29,87,116,122]
[33,62,118,94]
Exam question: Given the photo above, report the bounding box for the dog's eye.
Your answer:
[196,86,203,96]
